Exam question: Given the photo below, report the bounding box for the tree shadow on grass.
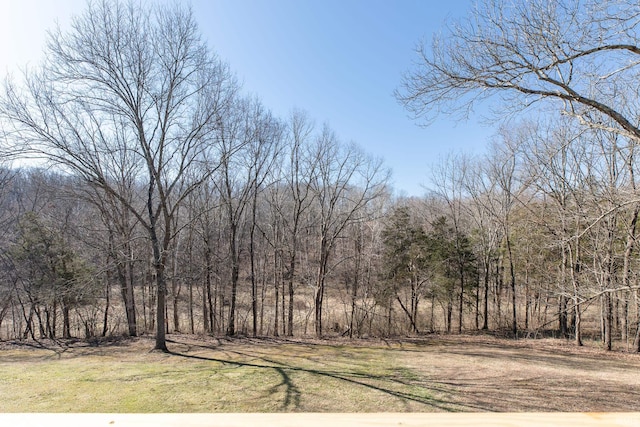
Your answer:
[269,366,301,410]
[166,344,484,412]
[2,336,128,360]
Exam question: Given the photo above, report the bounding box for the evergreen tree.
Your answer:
[381,207,431,333]
[11,212,92,338]
[429,216,478,333]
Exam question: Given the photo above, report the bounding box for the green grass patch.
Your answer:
[0,337,446,412]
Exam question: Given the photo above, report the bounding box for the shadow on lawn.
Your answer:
[166,342,483,412]
[1,335,139,360]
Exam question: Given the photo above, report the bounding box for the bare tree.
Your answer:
[397,0,640,140]
[75,151,143,337]
[245,102,283,337]
[0,1,236,351]
[310,128,389,336]
[462,158,502,331]
[487,135,526,337]
[216,97,275,336]
[517,119,593,344]
[282,110,317,336]
[189,181,224,335]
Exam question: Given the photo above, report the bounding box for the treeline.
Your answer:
[0,134,389,341]
[2,113,640,353]
[1,0,640,353]
[392,0,640,352]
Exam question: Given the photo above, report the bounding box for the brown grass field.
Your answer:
[0,334,639,413]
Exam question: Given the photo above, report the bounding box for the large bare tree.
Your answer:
[397,0,640,138]
[397,0,640,350]
[0,0,237,351]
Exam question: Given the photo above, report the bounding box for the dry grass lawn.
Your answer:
[0,334,639,412]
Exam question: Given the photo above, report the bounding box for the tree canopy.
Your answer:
[396,0,640,142]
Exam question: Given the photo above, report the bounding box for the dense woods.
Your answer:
[1,0,640,353]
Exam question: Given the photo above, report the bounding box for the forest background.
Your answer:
[0,0,639,355]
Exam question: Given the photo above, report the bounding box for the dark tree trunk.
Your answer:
[315,245,328,337]
[604,293,613,351]
[150,206,168,352]
[274,246,279,337]
[62,303,71,339]
[458,266,464,334]
[482,260,489,330]
[559,296,568,338]
[506,234,517,337]
[227,223,239,337]
[102,275,110,337]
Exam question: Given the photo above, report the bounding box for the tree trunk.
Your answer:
[62,302,71,339]
[621,203,639,344]
[496,256,503,327]
[126,244,137,336]
[396,295,419,334]
[110,228,137,337]
[102,275,110,337]
[250,240,257,337]
[571,248,582,347]
[188,280,194,335]
[274,246,279,337]
[150,206,168,352]
[204,242,213,333]
[574,298,582,346]
[287,274,295,336]
[281,280,286,336]
[475,275,480,330]
[287,243,296,336]
[227,223,238,337]
[172,286,180,333]
[458,267,464,334]
[260,261,267,335]
[506,234,517,337]
[116,260,137,336]
[604,293,613,351]
[154,265,167,351]
[250,192,258,337]
[482,259,489,330]
[315,238,329,337]
[314,276,325,337]
[125,260,137,337]
[633,290,640,350]
[559,296,568,338]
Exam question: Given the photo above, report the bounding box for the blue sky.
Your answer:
[0,0,493,196]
